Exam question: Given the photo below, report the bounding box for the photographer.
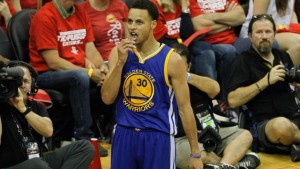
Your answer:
[227,14,300,161]
[173,44,260,169]
[0,61,95,168]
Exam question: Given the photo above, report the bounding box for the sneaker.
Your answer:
[99,144,108,157]
[235,152,260,169]
[291,144,300,162]
[212,100,238,127]
[204,163,237,169]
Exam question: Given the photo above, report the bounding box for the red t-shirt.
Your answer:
[0,0,16,32]
[20,0,51,9]
[151,0,203,41]
[81,0,128,61]
[151,0,182,40]
[21,0,37,9]
[196,0,239,44]
[29,2,95,72]
[189,0,203,18]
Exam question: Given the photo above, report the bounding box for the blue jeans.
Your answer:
[37,70,94,140]
[212,44,237,99]
[189,41,217,80]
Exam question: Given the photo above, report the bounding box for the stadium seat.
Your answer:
[0,27,16,60]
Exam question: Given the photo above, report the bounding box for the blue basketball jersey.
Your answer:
[115,43,178,135]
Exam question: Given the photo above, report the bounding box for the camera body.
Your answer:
[285,66,300,83]
[196,108,221,152]
[0,66,24,99]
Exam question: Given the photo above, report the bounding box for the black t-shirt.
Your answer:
[227,47,298,121]
[0,100,49,168]
[176,85,212,137]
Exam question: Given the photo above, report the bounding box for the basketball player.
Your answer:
[101,0,202,169]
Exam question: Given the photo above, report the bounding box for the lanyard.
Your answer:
[264,60,283,69]
[10,109,35,154]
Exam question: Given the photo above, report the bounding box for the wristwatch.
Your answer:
[182,8,190,14]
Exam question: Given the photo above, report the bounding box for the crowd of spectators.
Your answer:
[1,0,300,168]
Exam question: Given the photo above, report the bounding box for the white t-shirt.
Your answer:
[239,0,295,38]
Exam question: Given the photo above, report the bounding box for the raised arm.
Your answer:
[168,52,203,168]
[101,38,135,105]
[9,89,53,137]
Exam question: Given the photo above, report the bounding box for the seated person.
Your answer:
[0,61,95,168]
[29,0,108,152]
[151,0,218,90]
[227,14,300,161]
[0,0,16,31]
[190,0,246,98]
[80,0,128,61]
[173,44,260,169]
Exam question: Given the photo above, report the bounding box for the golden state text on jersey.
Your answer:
[123,70,155,112]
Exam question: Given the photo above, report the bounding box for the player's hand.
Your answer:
[117,38,135,65]
[189,158,203,169]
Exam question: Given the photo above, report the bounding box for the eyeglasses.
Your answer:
[252,14,272,20]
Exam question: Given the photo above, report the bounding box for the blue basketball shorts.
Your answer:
[111,125,176,169]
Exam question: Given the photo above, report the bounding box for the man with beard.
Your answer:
[227,14,300,160]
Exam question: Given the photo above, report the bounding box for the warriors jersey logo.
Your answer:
[123,71,155,112]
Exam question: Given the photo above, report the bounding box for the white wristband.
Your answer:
[187,72,191,82]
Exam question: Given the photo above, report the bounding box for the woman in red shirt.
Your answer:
[80,0,128,61]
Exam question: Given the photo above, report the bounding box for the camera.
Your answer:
[0,63,24,99]
[198,126,221,152]
[195,108,221,152]
[285,66,300,83]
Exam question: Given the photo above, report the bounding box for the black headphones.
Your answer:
[7,61,38,95]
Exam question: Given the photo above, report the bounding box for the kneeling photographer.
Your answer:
[0,61,95,169]
[173,44,260,169]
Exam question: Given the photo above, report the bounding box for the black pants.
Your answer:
[5,140,95,169]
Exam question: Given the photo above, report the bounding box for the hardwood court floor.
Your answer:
[99,143,300,169]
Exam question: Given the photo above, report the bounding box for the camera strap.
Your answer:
[10,110,40,159]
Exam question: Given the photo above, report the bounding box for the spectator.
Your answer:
[0,0,16,31]
[80,0,128,61]
[190,0,250,99]
[151,0,218,89]
[173,43,260,169]
[29,0,108,154]
[240,0,300,66]
[9,0,51,11]
[227,14,300,161]
[0,61,95,169]
[101,0,202,168]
